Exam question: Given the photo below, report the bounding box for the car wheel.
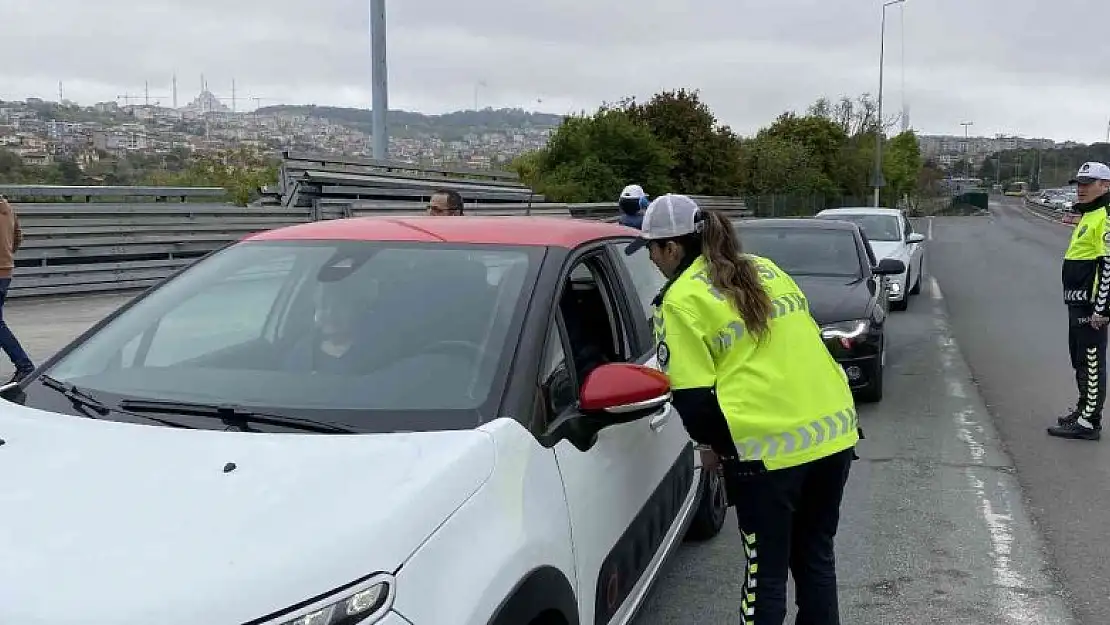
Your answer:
[891,295,908,312]
[528,611,569,625]
[685,464,728,542]
[909,266,922,295]
[856,348,884,403]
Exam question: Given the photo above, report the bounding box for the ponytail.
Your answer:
[698,210,774,339]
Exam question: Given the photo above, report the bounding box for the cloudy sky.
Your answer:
[3,0,1106,142]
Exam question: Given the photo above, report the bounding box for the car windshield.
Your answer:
[737,227,863,279]
[821,214,902,241]
[42,240,540,433]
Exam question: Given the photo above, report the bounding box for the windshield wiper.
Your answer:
[38,376,193,429]
[117,399,356,434]
[40,375,111,417]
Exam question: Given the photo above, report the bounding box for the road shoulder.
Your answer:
[834,276,1074,624]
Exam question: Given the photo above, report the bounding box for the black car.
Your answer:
[734,218,905,402]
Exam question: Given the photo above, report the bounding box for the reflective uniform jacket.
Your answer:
[653,254,858,471]
[1063,193,1110,315]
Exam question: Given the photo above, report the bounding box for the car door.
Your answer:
[901,212,923,276]
[540,248,688,625]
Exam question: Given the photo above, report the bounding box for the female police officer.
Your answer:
[628,194,859,625]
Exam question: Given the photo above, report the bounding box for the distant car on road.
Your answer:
[735,218,905,403]
[815,207,925,311]
[0,216,728,625]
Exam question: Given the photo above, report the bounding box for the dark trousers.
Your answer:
[1068,305,1108,426]
[0,278,32,373]
[726,448,853,625]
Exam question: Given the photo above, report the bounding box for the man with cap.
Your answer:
[617,184,649,229]
[1050,162,1110,440]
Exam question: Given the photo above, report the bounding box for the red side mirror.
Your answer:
[579,363,671,413]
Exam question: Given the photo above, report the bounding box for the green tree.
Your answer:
[749,113,850,196]
[622,89,743,195]
[513,108,672,202]
[737,134,823,195]
[883,131,922,203]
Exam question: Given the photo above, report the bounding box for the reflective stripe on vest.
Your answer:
[733,407,858,462]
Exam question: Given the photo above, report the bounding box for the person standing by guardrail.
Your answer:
[629,194,858,624]
[427,189,465,216]
[0,197,33,383]
[617,184,649,228]
[1050,162,1110,440]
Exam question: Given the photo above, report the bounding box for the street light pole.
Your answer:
[961,121,973,183]
[370,0,389,160]
[873,0,906,208]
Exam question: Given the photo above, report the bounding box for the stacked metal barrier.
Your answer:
[0,153,753,298]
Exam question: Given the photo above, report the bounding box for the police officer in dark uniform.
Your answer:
[1050,162,1110,440]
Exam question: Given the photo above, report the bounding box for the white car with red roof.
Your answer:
[0,216,727,625]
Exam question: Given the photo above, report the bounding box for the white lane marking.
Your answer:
[927,217,934,241]
[930,276,944,301]
[933,313,1030,621]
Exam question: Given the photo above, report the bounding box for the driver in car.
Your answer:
[285,281,378,374]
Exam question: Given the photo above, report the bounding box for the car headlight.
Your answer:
[887,280,902,295]
[821,320,869,340]
[262,574,395,625]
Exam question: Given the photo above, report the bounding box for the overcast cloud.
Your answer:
[2,0,1105,142]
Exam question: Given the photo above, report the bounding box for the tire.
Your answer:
[891,296,908,312]
[855,350,884,404]
[528,611,569,625]
[908,266,922,295]
[685,464,728,541]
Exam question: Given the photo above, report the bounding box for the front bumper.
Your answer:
[834,354,881,389]
[822,324,883,390]
[379,610,415,625]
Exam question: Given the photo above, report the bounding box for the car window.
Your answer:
[610,242,667,323]
[542,256,631,421]
[44,241,542,431]
[820,214,902,242]
[541,320,575,418]
[736,227,863,278]
[140,258,294,367]
[858,229,879,267]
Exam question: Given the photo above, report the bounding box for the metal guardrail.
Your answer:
[274,151,538,209]
[1023,195,1079,224]
[0,185,227,202]
[2,176,752,299]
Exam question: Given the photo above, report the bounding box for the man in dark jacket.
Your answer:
[618,184,649,229]
[1051,162,1110,440]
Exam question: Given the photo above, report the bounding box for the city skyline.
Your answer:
[4,0,1109,144]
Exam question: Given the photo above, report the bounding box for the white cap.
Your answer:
[619,184,647,201]
[1070,162,1110,184]
[624,194,705,255]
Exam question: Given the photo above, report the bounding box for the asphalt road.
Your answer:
[928,197,1110,624]
[0,224,1082,623]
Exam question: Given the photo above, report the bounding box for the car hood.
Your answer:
[0,401,495,625]
[794,275,873,324]
[868,241,906,261]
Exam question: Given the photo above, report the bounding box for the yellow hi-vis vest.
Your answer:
[653,254,858,471]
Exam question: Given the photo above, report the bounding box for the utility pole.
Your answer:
[172,73,178,109]
[144,81,150,107]
[232,78,237,113]
[370,0,389,160]
[873,0,906,207]
[58,81,64,103]
[960,121,973,183]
